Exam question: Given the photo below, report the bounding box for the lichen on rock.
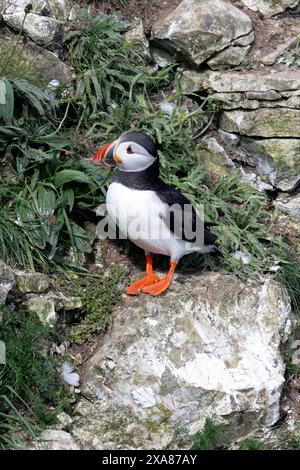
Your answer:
[221,109,300,138]
[15,271,51,294]
[1,0,78,46]
[197,136,234,178]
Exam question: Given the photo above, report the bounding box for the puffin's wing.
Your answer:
[155,186,218,245]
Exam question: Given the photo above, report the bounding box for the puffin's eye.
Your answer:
[127,145,134,154]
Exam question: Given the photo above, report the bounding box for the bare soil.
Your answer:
[78,0,182,32]
[228,0,300,72]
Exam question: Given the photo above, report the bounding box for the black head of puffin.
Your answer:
[118,131,158,158]
[90,131,158,170]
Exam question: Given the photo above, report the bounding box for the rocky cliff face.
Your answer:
[1,1,298,214]
[181,69,300,192]
[150,0,300,196]
[149,0,300,226]
[240,0,299,17]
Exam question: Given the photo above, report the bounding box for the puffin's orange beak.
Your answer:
[90,142,114,167]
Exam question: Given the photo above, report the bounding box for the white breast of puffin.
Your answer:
[106,181,182,257]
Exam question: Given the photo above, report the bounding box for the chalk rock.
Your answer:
[71,272,293,450]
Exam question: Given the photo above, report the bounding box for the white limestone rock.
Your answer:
[276,193,300,218]
[71,272,293,450]
[2,0,75,46]
[181,70,300,95]
[29,430,80,450]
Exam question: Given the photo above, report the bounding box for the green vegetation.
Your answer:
[1,6,300,449]
[191,418,230,450]
[0,308,69,449]
[0,42,43,85]
[0,149,108,268]
[238,439,265,450]
[57,267,128,344]
[276,432,300,450]
[0,76,109,267]
[190,418,266,451]
[277,250,300,314]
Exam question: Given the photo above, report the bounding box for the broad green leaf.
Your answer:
[71,221,92,253]
[29,224,47,249]
[54,170,90,187]
[31,134,71,149]
[36,185,56,216]
[28,148,52,160]
[63,187,75,211]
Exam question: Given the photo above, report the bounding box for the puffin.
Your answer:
[91,131,218,296]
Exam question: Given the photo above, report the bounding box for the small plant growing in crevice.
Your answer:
[191,418,230,450]
[56,267,128,345]
[190,419,266,451]
[276,250,300,315]
[238,438,265,450]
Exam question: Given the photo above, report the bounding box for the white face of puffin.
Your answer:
[113,140,157,172]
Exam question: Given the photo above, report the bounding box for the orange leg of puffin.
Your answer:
[126,255,160,296]
[141,260,177,296]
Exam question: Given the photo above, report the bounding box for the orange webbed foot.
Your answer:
[141,260,177,296]
[141,277,172,296]
[126,274,160,296]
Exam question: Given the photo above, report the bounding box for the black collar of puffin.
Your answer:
[113,158,161,190]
